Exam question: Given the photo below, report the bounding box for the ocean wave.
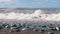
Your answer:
[0,10,60,21]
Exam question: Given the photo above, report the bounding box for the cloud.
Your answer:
[0,0,14,2]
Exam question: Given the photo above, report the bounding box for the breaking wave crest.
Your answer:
[0,10,60,21]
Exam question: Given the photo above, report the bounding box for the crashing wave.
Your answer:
[0,10,60,21]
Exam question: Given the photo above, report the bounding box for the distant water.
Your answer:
[0,8,60,24]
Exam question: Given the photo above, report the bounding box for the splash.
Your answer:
[0,10,60,21]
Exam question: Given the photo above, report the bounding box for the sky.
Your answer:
[0,0,60,8]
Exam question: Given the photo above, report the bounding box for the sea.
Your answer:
[0,8,60,24]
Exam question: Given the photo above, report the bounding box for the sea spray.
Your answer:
[0,10,60,21]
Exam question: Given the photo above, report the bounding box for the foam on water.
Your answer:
[0,10,60,21]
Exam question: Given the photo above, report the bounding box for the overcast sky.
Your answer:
[0,0,60,8]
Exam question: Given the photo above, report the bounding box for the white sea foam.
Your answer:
[0,10,60,21]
